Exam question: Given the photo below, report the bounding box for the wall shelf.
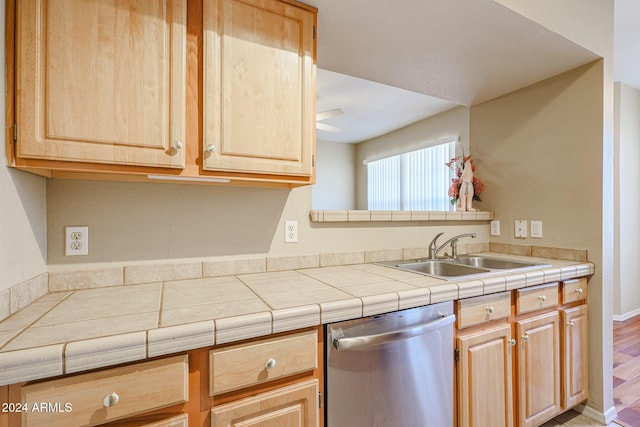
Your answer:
[309,210,495,223]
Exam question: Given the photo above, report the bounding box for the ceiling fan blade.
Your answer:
[316,122,341,133]
[316,108,344,121]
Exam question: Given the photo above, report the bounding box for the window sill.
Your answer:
[309,210,495,223]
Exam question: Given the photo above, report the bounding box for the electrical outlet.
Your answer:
[490,220,501,236]
[514,220,528,238]
[285,220,298,243]
[65,226,89,256]
[531,220,543,238]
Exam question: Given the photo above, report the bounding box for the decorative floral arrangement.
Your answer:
[446,154,484,206]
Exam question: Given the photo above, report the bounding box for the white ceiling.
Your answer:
[309,0,627,144]
[316,69,458,143]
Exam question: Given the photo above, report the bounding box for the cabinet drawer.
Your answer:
[516,283,559,315]
[21,354,188,427]
[562,278,587,304]
[143,414,188,427]
[457,291,511,329]
[210,330,317,396]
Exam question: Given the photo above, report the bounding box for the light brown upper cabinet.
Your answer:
[202,0,316,177]
[15,0,187,169]
[9,0,317,187]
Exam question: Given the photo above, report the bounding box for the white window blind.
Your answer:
[367,141,456,211]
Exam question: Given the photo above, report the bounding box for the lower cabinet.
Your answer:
[456,323,514,427]
[19,355,189,427]
[209,329,321,427]
[5,327,323,427]
[515,311,561,427]
[456,279,588,427]
[211,380,319,427]
[562,305,589,409]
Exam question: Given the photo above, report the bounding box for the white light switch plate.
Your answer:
[531,220,543,238]
[490,220,500,236]
[515,220,528,238]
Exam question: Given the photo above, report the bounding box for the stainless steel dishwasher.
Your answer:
[325,301,455,427]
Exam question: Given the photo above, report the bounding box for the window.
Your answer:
[367,140,456,211]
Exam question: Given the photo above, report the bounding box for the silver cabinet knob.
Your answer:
[538,295,547,303]
[567,320,575,327]
[486,306,495,314]
[206,144,216,153]
[173,140,184,150]
[521,334,529,342]
[575,288,583,296]
[265,358,277,370]
[103,392,120,408]
[508,339,517,346]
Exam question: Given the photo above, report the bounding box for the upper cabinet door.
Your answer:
[203,0,316,177]
[16,0,187,168]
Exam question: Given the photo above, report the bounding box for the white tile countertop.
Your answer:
[0,252,593,386]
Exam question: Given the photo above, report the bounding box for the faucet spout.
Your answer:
[430,232,476,259]
[428,232,445,259]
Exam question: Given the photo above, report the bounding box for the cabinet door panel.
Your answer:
[516,312,561,427]
[457,323,514,427]
[203,0,315,176]
[17,0,186,168]
[562,305,588,408]
[211,379,318,427]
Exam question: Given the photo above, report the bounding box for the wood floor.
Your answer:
[614,315,640,426]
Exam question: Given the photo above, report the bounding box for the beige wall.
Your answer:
[46,179,488,264]
[493,1,615,420]
[614,82,640,320]
[0,0,47,292]
[471,60,610,419]
[312,140,356,210]
[355,106,470,209]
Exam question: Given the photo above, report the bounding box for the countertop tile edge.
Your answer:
[215,312,272,345]
[147,320,215,358]
[0,344,63,386]
[65,331,147,374]
[361,293,399,317]
[271,305,321,334]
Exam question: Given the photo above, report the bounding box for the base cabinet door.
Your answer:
[516,311,561,427]
[211,379,319,427]
[561,305,588,408]
[456,323,514,427]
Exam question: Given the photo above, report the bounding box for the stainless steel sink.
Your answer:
[377,255,550,280]
[451,255,547,270]
[378,259,490,278]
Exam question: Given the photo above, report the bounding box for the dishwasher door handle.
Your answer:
[333,314,456,351]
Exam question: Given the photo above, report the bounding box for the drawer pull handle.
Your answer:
[103,392,120,408]
[567,321,575,327]
[486,306,494,314]
[538,295,547,303]
[575,288,583,296]
[265,358,277,370]
[508,338,517,346]
[522,334,529,342]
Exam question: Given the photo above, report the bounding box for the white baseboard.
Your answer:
[613,307,640,322]
[577,404,618,425]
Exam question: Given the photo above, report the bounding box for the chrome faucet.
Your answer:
[428,232,477,259]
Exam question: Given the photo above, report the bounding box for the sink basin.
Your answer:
[376,255,550,280]
[379,259,490,278]
[452,255,548,270]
